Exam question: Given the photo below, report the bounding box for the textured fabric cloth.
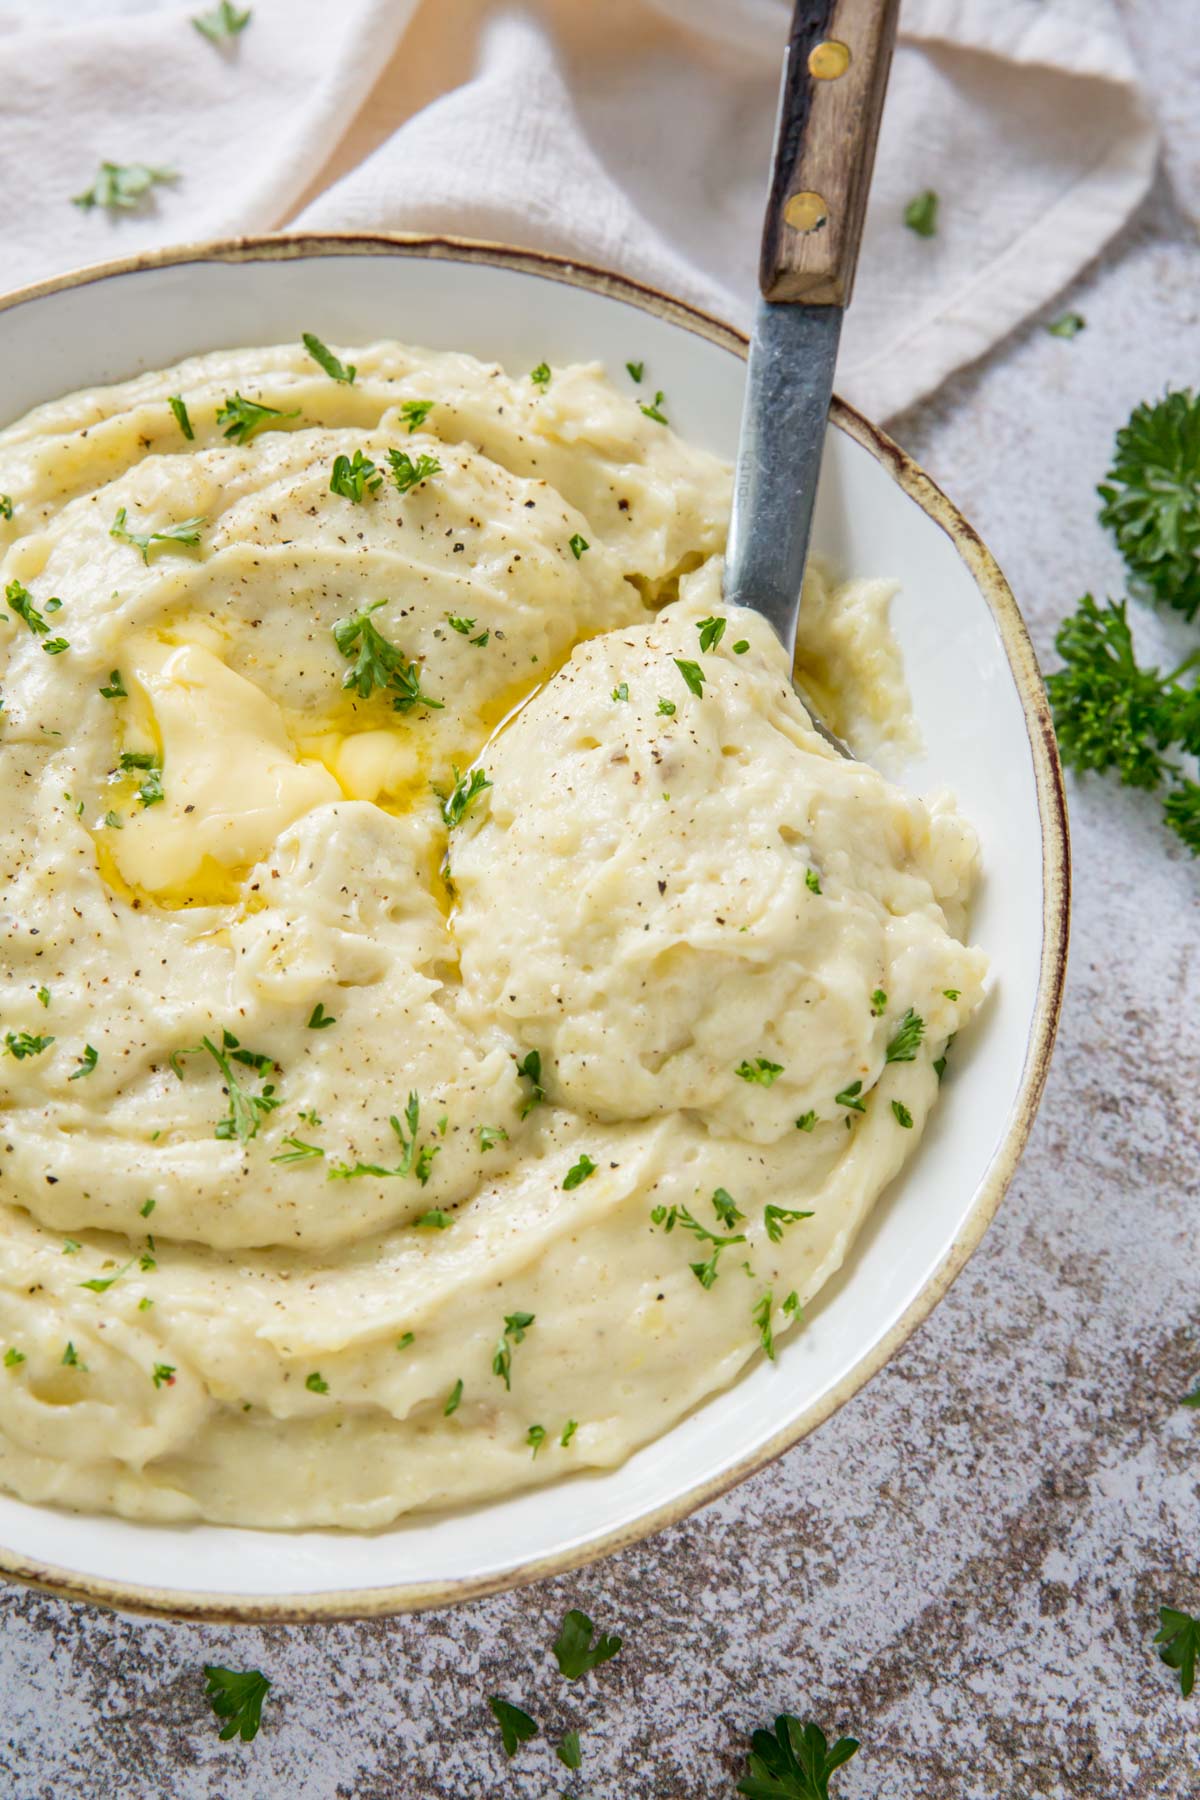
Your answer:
[2,0,1158,419]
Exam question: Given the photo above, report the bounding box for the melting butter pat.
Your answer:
[111,638,340,895]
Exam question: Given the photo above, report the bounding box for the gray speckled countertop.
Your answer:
[3,4,1199,1795]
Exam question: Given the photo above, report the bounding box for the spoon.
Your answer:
[724,0,902,752]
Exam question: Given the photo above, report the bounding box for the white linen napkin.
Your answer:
[1,0,1158,421]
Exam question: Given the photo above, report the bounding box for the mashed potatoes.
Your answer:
[0,339,986,1527]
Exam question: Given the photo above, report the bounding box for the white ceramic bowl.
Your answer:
[0,236,1068,1620]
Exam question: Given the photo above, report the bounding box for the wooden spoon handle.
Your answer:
[759,0,901,306]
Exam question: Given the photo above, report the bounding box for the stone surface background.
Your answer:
[1,2,1198,1794]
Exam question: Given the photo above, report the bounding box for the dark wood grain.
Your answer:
[760,0,901,306]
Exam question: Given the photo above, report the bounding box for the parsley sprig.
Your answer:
[737,1714,859,1799]
[171,1031,279,1143]
[388,449,441,494]
[217,392,299,443]
[440,765,491,828]
[332,601,442,713]
[1099,392,1200,621]
[203,1665,271,1742]
[328,1092,439,1185]
[302,332,355,385]
[329,450,381,501]
[1155,1605,1200,1698]
[110,507,205,563]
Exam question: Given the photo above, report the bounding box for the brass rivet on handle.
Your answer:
[808,38,851,79]
[784,191,829,234]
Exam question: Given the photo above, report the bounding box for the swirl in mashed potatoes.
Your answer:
[0,339,986,1527]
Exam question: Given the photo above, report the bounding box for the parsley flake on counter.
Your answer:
[764,1204,813,1244]
[152,1362,176,1388]
[1047,310,1086,339]
[302,332,355,385]
[626,360,644,382]
[441,764,492,828]
[444,1378,464,1416]
[99,669,127,699]
[674,657,706,697]
[1182,1388,1200,1409]
[569,532,589,559]
[493,1311,535,1390]
[329,450,381,501]
[68,1045,98,1080]
[641,390,669,424]
[307,1002,336,1030]
[0,495,12,520]
[561,1418,578,1447]
[168,395,194,439]
[488,1696,538,1756]
[795,1111,816,1132]
[805,868,822,895]
[712,1188,745,1228]
[516,1048,545,1116]
[558,1728,583,1771]
[884,1008,925,1063]
[193,1,251,41]
[110,507,205,564]
[3,1348,25,1369]
[737,1713,860,1799]
[612,682,629,702]
[73,162,176,213]
[217,392,299,443]
[834,1079,865,1113]
[387,449,441,494]
[563,1154,597,1191]
[553,1608,622,1679]
[270,1136,324,1165]
[891,1099,914,1129]
[530,363,552,390]
[527,1424,546,1457]
[736,1057,783,1087]
[1155,1606,1200,1698]
[904,189,938,237]
[400,399,435,432]
[697,615,726,651]
[305,1371,329,1395]
[657,697,676,716]
[203,1665,271,1743]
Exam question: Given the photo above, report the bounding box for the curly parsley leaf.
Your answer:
[217,392,299,443]
[516,1048,545,1117]
[329,450,381,502]
[7,579,53,638]
[736,1057,783,1086]
[552,1608,622,1680]
[884,1008,925,1064]
[530,363,551,390]
[441,765,491,829]
[674,657,706,697]
[110,507,205,564]
[388,449,441,494]
[563,1154,596,1191]
[697,615,726,652]
[1099,390,1200,621]
[569,532,589,560]
[711,1187,744,1229]
[1155,1606,1200,1698]
[400,399,434,433]
[68,1044,99,1081]
[73,162,176,213]
[301,331,355,385]
[488,1696,538,1756]
[332,600,441,712]
[736,1714,860,1799]
[764,1204,813,1243]
[5,1032,54,1060]
[492,1310,535,1391]
[99,669,127,699]
[203,1665,271,1742]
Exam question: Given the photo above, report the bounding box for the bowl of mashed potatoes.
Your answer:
[0,236,1068,1619]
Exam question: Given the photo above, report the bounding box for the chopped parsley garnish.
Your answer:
[736,1057,783,1086]
[396,1332,415,1352]
[1155,1606,1200,1698]
[733,639,750,654]
[193,1,251,41]
[414,1209,452,1229]
[697,615,726,652]
[891,1100,914,1129]
[79,1258,132,1293]
[302,332,355,384]
[626,360,644,383]
[753,1293,778,1361]
[388,449,441,494]
[63,1240,81,1255]
[110,507,205,564]
[943,987,960,1001]
[140,1199,156,1217]
[568,533,589,559]
[270,1136,324,1165]
[553,1608,622,1679]
[612,682,629,702]
[448,615,476,634]
[870,989,887,1016]
[640,390,669,424]
[444,1378,464,1416]
[1047,310,1085,339]
[6,578,57,640]
[516,1048,545,1116]
[307,1002,336,1030]
[68,1044,98,1080]
[904,189,938,237]
[884,1008,925,1063]
[43,636,69,655]
[563,1154,597,1190]
[656,697,676,716]
[6,1031,54,1059]
[712,1188,745,1228]
[172,1032,279,1143]
[764,1205,813,1244]
[530,363,551,389]
[203,1666,271,1742]
[657,1205,746,1288]
[37,988,50,1008]
[329,1092,438,1184]
[674,657,706,698]
[488,1696,538,1756]
[4,1348,25,1369]
[152,1363,176,1388]
[329,450,381,501]
[736,1713,859,1799]
[526,1424,546,1457]
[399,399,434,432]
[492,1311,535,1391]
[332,600,441,712]
[834,1080,865,1113]
[168,395,194,439]
[99,669,127,699]
[795,1111,816,1132]
[217,392,299,443]
[61,1342,85,1368]
[441,764,491,828]
[479,1124,508,1151]
[305,1371,329,1395]
[805,868,822,895]
[561,1419,578,1447]
[0,495,12,521]
[73,162,176,213]
[558,1729,583,1770]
